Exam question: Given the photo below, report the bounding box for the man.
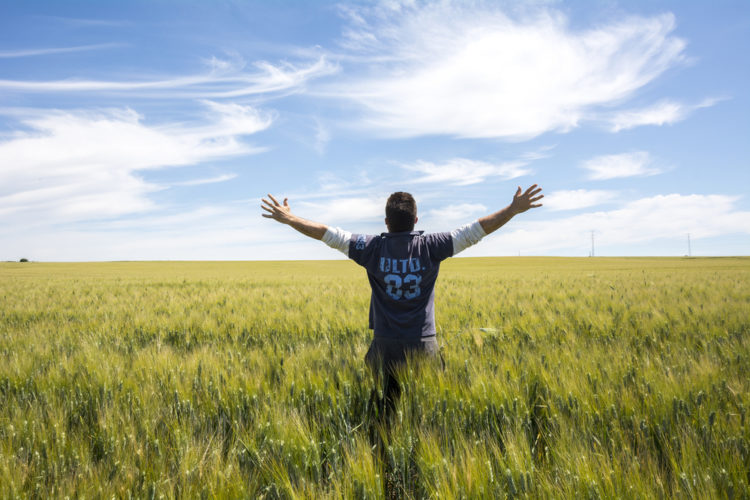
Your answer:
[261,185,543,420]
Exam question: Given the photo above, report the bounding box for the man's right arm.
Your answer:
[261,194,356,257]
[261,194,329,240]
[321,226,352,256]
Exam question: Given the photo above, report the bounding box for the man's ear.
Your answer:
[415,216,418,225]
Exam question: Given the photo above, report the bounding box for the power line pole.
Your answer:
[687,233,692,257]
[591,230,595,257]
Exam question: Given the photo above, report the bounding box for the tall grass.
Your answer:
[1,258,748,498]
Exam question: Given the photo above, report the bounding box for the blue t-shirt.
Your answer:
[348,230,454,340]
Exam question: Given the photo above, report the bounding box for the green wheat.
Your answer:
[0,257,748,498]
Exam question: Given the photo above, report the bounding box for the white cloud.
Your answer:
[5,193,747,261]
[0,102,271,225]
[581,152,661,180]
[48,16,130,28]
[0,43,125,58]
[0,205,301,261]
[462,193,750,256]
[467,194,750,255]
[171,174,238,187]
[83,206,232,231]
[203,54,246,74]
[0,57,336,98]
[400,158,530,185]
[296,196,384,224]
[313,119,331,154]
[423,203,487,227]
[544,189,616,211]
[608,98,723,132]
[331,3,686,138]
[191,100,274,137]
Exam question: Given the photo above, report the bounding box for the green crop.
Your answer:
[1,257,748,498]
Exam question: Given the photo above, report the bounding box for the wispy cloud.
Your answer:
[328,2,686,139]
[313,119,331,154]
[400,158,530,186]
[0,57,336,98]
[423,203,487,227]
[41,16,131,28]
[296,196,384,224]
[188,100,274,137]
[0,43,125,58]
[0,205,283,261]
[171,174,238,187]
[87,205,237,231]
[581,152,661,180]
[465,194,750,256]
[608,97,723,132]
[543,189,617,211]
[6,193,748,261]
[0,102,271,225]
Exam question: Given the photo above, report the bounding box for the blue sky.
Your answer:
[1,0,748,261]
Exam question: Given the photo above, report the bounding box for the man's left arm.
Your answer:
[477,184,543,235]
[450,184,543,256]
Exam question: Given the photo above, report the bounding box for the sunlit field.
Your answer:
[1,257,748,498]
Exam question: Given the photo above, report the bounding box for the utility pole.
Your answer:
[687,233,692,257]
[591,230,595,257]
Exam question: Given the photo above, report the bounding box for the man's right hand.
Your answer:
[261,194,295,225]
[261,194,328,240]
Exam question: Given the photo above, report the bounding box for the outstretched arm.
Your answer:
[261,194,327,240]
[449,184,543,256]
[478,184,543,235]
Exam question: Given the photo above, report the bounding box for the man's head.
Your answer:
[385,192,417,232]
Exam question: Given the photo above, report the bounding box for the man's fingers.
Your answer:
[530,194,544,203]
[267,194,281,206]
[261,213,274,218]
[524,184,540,196]
[283,197,289,207]
[261,200,278,213]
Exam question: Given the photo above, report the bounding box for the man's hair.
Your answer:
[385,192,417,232]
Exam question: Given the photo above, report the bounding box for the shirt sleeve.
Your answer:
[450,221,487,256]
[322,226,352,256]
[348,233,379,267]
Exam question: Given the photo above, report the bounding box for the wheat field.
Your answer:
[1,257,748,498]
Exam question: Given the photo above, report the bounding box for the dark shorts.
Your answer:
[365,337,443,423]
[364,336,442,375]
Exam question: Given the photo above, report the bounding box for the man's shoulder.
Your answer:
[348,233,381,261]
